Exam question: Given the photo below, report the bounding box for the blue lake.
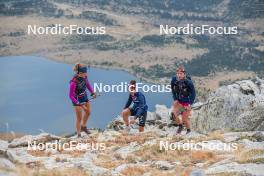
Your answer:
[0,56,172,134]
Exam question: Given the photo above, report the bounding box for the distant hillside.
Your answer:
[0,0,263,94]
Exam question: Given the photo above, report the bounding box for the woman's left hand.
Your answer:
[92,93,97,99]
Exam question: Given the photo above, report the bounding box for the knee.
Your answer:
[183,110,190,117]
[85,110,91,116]
[172,104,179,112]
[173,101,178,107]
[121,109,125,115]
[182,114,189,122]
[121,110,125,117]
[182,117,187,123]
[76,116,82,122]
[122,109,129,117]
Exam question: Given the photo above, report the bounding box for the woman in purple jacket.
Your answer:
[69,63,96,137]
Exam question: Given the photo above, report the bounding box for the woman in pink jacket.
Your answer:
[69,63,96,137]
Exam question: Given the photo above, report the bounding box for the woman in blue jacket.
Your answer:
[121,80,148,132]
[171,66,196,134]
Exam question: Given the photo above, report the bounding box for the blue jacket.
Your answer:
[124,92,148,117]
[171,76,196,104]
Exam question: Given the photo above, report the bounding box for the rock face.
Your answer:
[191,78,264,133]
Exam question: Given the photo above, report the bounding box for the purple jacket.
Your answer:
[69,76,94,104]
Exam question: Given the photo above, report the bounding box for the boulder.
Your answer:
[190,169,206,176]
[0,139,8,155]
[252,131,264,142]
[0,158,15,169]
[107,116,125,131]
[191,78,264,133]
[8,133,61,148]
[155,104,171,122]
[205,162,264,176]
[6,147,49,164]
[97,130,120,142]
[153,160,174,170]
[115,142,140,159]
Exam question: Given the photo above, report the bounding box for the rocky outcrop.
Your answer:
[191,78,264,133]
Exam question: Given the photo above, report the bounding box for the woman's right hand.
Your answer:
[81,105,88,111]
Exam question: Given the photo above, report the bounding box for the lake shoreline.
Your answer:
[0,53,167,85]
[0,55,172,134]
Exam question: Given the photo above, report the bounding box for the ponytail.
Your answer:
[73,63,81,74]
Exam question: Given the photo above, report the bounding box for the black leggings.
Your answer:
[129,108,147,127]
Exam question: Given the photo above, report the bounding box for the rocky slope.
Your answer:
[0,130,263,175]
[0,78,264,176]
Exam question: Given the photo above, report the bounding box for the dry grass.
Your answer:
[190,130,225,143]
[121,166,150,176]
[208,172,243,176]
[56,139,99,157]
[204,130,225,142]
[235,148,264,164]
[133,142,217,165]
[235,134,259,142]
[28,150,52,157]
[0,132,25,141]
[36,169,89,176]
[194,71,255,91]
[60,150,86,158]
[28,149,86,158]
[126,154,139,164]
[133,143,177,162]
[120,165,196,176]
[27,143,87,158]
[190,150,216,163]
[12,164,89,176]
[94,160,124,169]
[93,153,126,169]
[106,132,156,146]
